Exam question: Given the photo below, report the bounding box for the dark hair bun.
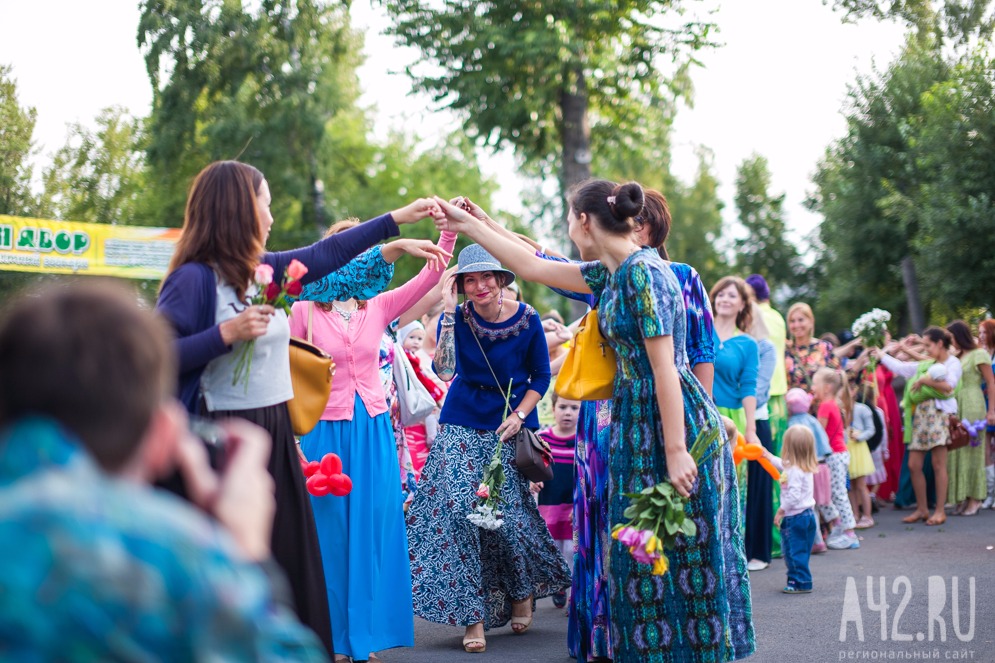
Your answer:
[610,182,645,222]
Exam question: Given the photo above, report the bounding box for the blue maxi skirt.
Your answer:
[301,393,414,659]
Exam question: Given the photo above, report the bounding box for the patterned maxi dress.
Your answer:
[560,261,725,662]
[580,250,755,663]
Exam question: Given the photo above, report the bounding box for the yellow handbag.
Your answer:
[553,309,617,401]
[287,302,335,436]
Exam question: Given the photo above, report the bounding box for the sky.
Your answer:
[0,0,907,245]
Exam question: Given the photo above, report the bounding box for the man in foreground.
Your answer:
[0,280,327,661]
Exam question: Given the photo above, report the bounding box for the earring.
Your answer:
[497,290,504,309]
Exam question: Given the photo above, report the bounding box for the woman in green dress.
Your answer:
[945,321,995,516]
[431,182,755,663]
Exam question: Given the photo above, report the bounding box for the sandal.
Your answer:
[925,514,946,526]
[510,597,533,634]
[854,516,875,529]
[462,636,486,653]
[365,654,383,662]
[902,512,928,524]
[961,500,982,517]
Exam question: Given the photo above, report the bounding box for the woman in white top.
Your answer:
[874,327,962,526]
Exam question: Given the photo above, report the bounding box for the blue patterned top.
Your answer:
[540,251,714,368]
[0,419,326,662]
[299,245,394,302]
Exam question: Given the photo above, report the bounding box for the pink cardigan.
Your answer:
[289,232,457,421]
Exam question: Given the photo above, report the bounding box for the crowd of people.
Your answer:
[0,158,992,663]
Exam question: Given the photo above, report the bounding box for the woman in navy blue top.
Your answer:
[406,244,570,654]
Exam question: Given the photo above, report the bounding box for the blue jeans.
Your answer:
[780,509,816,590]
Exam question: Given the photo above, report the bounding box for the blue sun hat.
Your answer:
[454,244,516,294]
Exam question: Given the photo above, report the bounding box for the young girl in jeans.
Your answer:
[812,368,859,550]
[767,425,819,593]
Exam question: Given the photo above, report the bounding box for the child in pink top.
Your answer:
[538,394,580,609]
[812,367,859,550]
[398,320,445,480]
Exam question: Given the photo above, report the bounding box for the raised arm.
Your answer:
[376,233,458,322]
[433,196,591,294]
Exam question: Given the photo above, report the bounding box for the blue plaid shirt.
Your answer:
[0,418,327,662]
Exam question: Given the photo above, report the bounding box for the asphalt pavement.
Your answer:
[380,507,995,663]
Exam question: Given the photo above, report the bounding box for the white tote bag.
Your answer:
[393,342,436,426]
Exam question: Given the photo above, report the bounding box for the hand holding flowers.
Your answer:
[852,308,891,375]
[231,259,309,391]
[467,379,514,530]
[611,426,722,576]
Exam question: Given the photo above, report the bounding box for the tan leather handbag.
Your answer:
[287,302,335,436]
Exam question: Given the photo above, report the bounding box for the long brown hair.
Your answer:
[164,161,265,301]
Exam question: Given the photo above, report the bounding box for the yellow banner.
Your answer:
[0,215,180,280]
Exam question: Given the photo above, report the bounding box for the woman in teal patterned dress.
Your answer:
[433,182,755,663]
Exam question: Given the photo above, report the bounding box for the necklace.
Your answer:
[332,302,356,321]
[489,300,504,323]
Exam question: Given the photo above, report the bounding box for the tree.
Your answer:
[667,149,728,290]
[138,0,360,235]
[733,154,801,290]
[36,107,147,225]
[827,0,995,44]
[378,0,715,227]
[907,49,995,314]
[807,39,951,333]
[0,64,37,217]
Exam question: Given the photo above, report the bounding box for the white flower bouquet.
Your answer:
[852,308,891,374]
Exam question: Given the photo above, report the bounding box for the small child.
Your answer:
[785,388,831,553]
[766,425,820,594]
[811,368,860,551]
[848,382,879,529]
[399,321,445,480]
[538,394,580,609]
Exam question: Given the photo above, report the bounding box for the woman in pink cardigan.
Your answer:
[289,229,457,663]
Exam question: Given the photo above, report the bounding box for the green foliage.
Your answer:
[36,107,147,225]
[733,154,802,291]
[809,35,995,333]
[0,64,37,217]
[827,0,995,43]
[138,0,360,231]
[379,0,717,263]
[666,149,728,290]
[379,0,714,161]
[907,50,995,312]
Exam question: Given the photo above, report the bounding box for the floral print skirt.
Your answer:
[407,424,571,629]
[910,401,951,451]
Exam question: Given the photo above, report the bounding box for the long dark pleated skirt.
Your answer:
[210,401,333,655]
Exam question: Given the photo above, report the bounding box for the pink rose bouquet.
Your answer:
[232,259,309,391]
[611,426,722,576]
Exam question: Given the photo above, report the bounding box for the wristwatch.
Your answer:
[515,410,526,421]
